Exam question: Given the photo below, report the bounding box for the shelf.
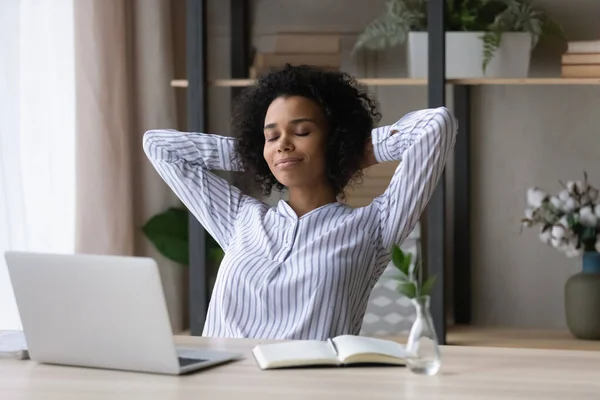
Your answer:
[453,78,600,85]
[171,78,427,87]
[171,77,600,88]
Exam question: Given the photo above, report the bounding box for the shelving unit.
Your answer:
[172,77,600,87]
[182,0,599,343]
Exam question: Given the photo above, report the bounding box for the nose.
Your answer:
[277,134,294,153]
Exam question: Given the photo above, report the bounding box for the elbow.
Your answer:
[142,130,158,151]
[434,106,458,131]
[431,107,459,143]
[142,129,171,162]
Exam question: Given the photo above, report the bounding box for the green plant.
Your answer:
[142,206,225,266]
[354,0,564,72]
[480,0,563,71]
[390,243,436,299]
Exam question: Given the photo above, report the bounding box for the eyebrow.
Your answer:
[263,118,315,130]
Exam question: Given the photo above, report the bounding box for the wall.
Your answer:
[471,0,600,329]
[203,0,600,330]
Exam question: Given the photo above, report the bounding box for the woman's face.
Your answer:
[263,95,329,189]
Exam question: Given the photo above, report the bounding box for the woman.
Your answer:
[143,65,458,340]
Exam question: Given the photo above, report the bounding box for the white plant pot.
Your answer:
[407,31,533,78]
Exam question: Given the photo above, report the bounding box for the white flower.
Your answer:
[539,228,552,244]
[550,221,577,252]
[527,187,547,208]
[551,224,566,240]
[563,197,579,212]
[559,189,571,202]
[579,206,598,227]
[567,180,588,195]
[551,237,567,250]
[550,196,564,210]
[524,208,534,219]
[558,216,570,228]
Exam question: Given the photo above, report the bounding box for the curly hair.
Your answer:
[231,64,381,199]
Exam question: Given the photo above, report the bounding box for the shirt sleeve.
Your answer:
[371,107,458,253]
[142,129,253,252]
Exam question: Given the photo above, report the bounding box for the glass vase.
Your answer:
[406,295,441,375]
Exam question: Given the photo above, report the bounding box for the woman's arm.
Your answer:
[143,129,253,252]
[366,107,458,252]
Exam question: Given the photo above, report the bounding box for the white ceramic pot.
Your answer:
[407,31,533,78]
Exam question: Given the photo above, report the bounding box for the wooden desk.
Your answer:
[1,335,599,399]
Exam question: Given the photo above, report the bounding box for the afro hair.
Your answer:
[231,64,381,199]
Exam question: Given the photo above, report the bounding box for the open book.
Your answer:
[252,335,412,370]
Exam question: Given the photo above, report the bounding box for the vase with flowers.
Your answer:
[521,172,600,339]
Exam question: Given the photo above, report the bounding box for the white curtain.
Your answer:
[0,0,75,330]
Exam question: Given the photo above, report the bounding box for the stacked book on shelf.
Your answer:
[250,32,341,78]
[561,39,600,78]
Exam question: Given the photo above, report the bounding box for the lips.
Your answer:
[275,157,303,167]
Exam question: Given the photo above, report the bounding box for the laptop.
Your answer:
[4,251,242,375]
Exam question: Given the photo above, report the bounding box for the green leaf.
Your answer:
[391,244,405,269]
[566,213,576,228]
[420,275,437,296]
[208,247,225,263]
[353,14,408,52]
[481,30,502,73]
[142,207,189,265]
[205,233,224,263]
[402,253,413,277]
[392,244,412,277]
[353,0,427,53]
[542,18,565,41]
[397,281,417,299]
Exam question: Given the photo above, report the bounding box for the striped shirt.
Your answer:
[143,106,458,340]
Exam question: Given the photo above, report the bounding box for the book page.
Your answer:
[252,340,338,369]
[332,335,410,365]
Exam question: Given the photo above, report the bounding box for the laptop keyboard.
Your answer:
[178,357,207,367]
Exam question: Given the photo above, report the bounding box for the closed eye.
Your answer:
[296,132,309,137]
[266,136,279,142]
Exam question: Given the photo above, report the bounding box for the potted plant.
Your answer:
[142,206,224,291]
[521,172,600,340]
[353,0,564,78]
[390,244,441,375]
